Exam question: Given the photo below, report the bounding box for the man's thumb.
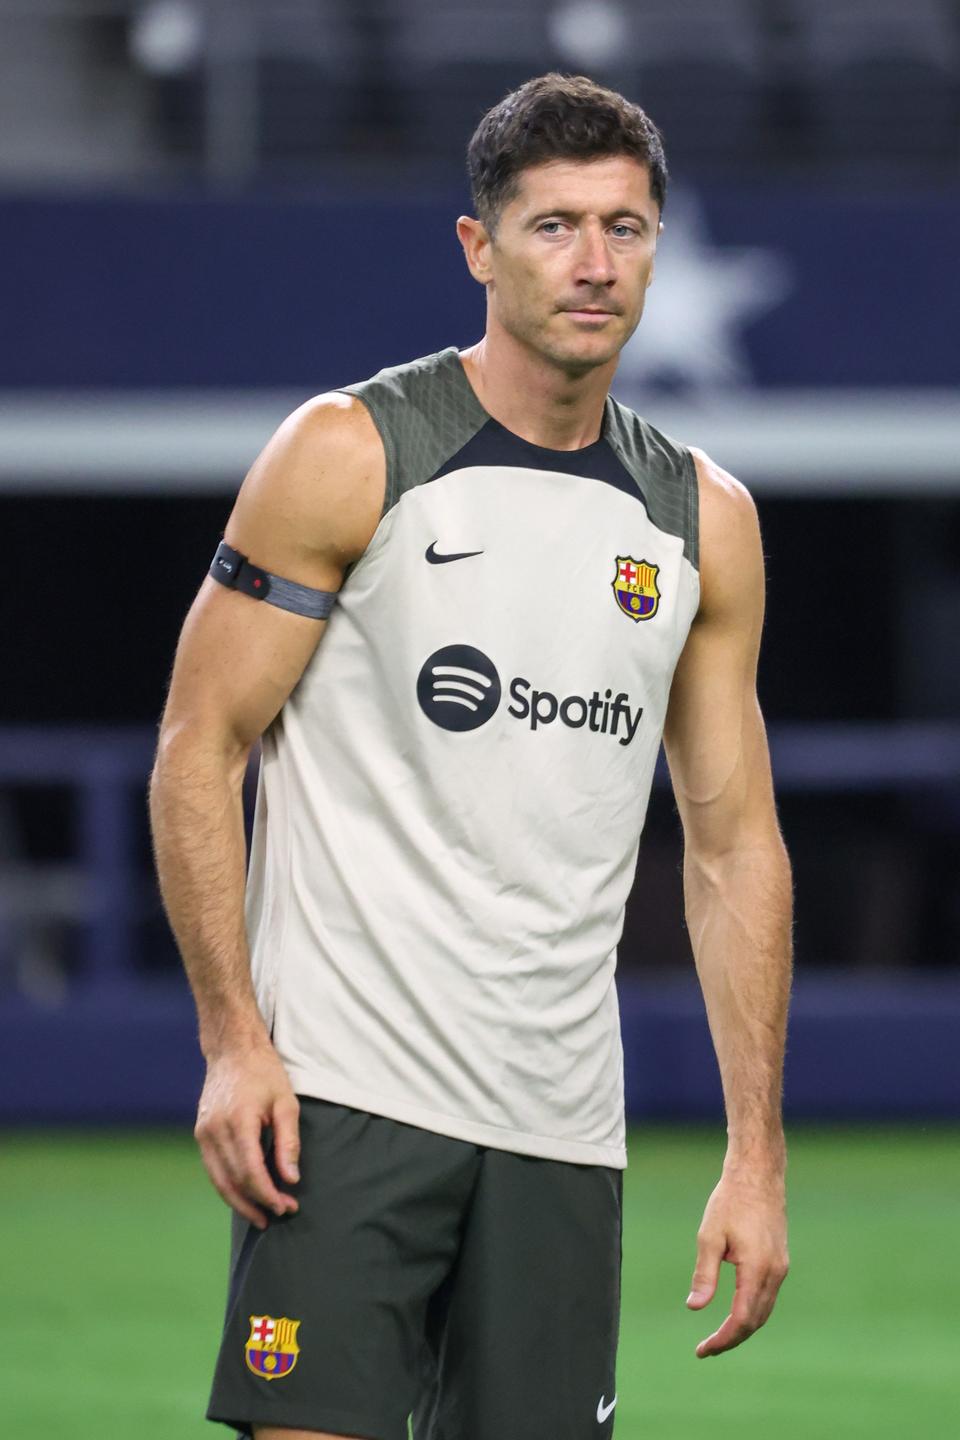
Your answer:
[272,1093,301,1184]
[686,1245,720,1308]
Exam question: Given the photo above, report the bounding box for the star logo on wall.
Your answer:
[618,190,794,392]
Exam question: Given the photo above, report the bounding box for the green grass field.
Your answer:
[3,1125,958,1438]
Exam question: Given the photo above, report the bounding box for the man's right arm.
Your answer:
[148,392,384,1228]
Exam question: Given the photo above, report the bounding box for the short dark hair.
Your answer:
[467,72,668,236]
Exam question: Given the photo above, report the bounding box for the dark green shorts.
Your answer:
[208,1098,623,1440]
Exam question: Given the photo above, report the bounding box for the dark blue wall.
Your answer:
[3,975,958,1124]
[6,185,959,389]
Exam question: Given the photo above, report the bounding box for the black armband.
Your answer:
[209,541,336,620]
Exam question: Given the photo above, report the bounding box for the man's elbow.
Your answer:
[151,711,253,799]
[682,818,792,890]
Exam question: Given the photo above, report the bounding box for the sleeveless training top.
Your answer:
[244,346,700,1168]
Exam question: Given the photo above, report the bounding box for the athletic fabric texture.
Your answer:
[207,1098,622,1440]
[244,345,700,1169]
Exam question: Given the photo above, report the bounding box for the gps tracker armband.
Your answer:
[209,540,336,620]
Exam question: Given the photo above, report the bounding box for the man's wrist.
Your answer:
[198,1002,272,1061]
[723,1130,787,1179]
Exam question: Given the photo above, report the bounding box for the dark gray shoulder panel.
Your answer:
[604,395,699,571]
[338,347,488,516]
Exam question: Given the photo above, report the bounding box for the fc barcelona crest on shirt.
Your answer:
[245,1314,301,1380]
[612,556,660,622]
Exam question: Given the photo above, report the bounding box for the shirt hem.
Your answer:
[284,1064,628,1170]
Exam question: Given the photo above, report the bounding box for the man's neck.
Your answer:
[459,328,616,452]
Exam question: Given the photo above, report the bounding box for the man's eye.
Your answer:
[539,221,563,234]
[611,224,638,238]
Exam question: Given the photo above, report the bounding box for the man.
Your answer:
[150,72,792,1440]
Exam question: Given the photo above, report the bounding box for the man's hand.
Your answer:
[686,1164,789,1358]
[194,1040,301,1230]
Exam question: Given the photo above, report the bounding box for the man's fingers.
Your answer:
[199,1114,298,1220]
[686,1233,723,1308]
[193,1053,302,1226]
[232,1128,299,1217]
[271,1092,301,1185]
[219,1180,272,1230]
[695,1264,781,1357]
[696,1312,753,1358]
[696,1278,757,1356]
[197,1135,269,1230]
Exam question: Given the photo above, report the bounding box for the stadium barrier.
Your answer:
[1,725,958,1123]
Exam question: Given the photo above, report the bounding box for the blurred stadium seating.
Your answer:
[790,0,960,168]
[1,0,958,1123]
[1,0,958,180]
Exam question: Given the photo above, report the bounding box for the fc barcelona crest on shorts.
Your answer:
[612,556,660,622]
[245,1314,301,1380]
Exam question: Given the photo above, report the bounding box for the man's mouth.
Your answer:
[563,307,617,320]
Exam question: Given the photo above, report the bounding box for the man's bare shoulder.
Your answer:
[689,447,763,622]
[690,446,758,543]
[227,390,386,582]
[252,389,386,530]
[291,388,383,459]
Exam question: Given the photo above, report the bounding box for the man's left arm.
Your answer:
[662,448,793,1359]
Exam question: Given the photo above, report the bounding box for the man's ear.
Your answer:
[457,215,494,285]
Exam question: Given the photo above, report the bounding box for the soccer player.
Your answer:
[150,72,792,1440]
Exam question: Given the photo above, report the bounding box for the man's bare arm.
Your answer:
[148,392,384,1228]
[662,448,793,1357]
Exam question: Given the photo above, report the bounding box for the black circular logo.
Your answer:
[416,644,502,732]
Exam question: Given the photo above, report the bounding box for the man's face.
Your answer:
[474,155,661,373]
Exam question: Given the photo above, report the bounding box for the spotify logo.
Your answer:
[416,644,502,732]
[417,644,644,746]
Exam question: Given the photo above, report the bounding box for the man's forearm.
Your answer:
[149,732,267,1058]
[683,834,793,1169]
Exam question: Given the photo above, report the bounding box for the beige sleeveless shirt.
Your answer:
[245,347,700,1168]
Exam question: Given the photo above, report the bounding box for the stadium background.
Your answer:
[2,2,958,1435]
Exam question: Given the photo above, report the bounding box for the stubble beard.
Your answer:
[540,315,629,377]
[495,278,642,377]
[500,302,621,376]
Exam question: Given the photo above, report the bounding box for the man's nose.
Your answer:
[573,223,616,287]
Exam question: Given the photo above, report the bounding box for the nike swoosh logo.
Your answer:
[597,1395,617,1423]
[425,541,484,565]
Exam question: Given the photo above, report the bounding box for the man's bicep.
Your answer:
[158,392,385,759]
[663,626,775,858]
[662,452,776,856]
[159,577,330,761]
